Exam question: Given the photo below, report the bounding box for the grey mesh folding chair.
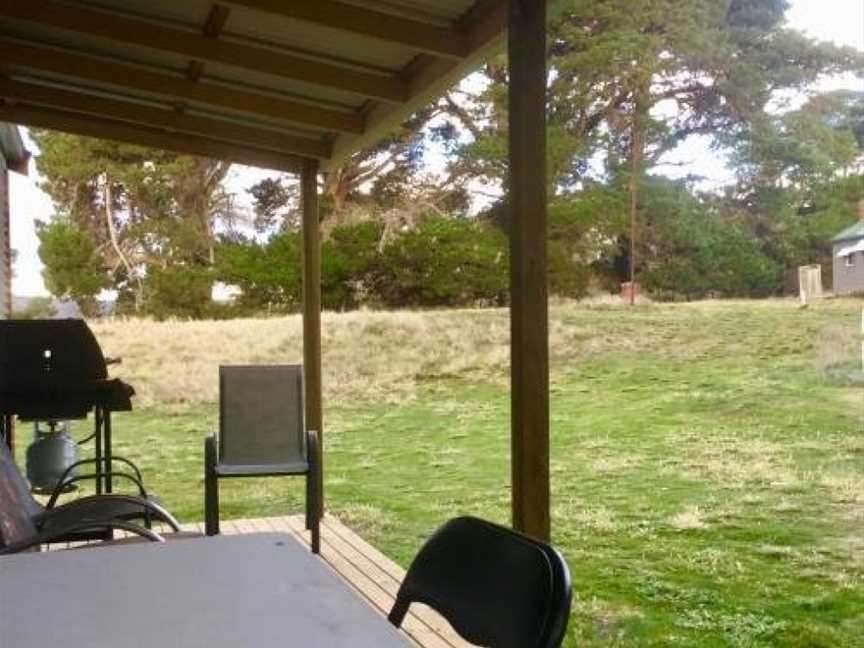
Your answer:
[204,365,321,552]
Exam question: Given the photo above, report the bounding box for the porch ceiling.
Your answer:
[0,0,512,172]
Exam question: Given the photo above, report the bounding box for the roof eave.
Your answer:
[323,0,569,172]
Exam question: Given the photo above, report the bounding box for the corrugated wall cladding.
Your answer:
[833,242,864,295]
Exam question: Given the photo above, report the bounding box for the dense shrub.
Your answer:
[547,193,626,299]
[599,177,784,300]
[641,210,783,300]
[144,266,214,320]
[216,233,303,311]
[36,220,109,317]
[379,217,508,307]
[211,185,786,313]
[322,221,385,310]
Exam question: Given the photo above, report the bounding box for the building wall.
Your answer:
[833,241,864,295]
[0,156,9,318]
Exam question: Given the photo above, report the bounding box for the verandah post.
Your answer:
[508,0,550,540]
[508,0,550,541]
[301,157,324,518]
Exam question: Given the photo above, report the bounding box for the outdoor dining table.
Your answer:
[0,533,413,647]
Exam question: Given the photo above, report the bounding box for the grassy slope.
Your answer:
[40,300,863,646]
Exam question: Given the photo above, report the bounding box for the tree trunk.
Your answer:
[628,99,644,307]
[104,176,144,311]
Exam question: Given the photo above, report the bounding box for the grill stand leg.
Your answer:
[104,410,113,494]
[94,407,103,496]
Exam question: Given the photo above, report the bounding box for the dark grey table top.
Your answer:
[0,533,413,648]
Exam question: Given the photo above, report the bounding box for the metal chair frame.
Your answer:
[0,441,175,554]
[204,365,321,553]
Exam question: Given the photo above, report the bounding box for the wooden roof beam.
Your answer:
[0,103,305,173]
[0,41,364,134]
[220,0,469,59]
[0,0,408,103]
[0,78,332,159]
[326,0,509,168]
[185,5,233,84]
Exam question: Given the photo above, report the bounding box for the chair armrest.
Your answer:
[0,519,164,555]
[36,494,182,532]
[307,430,321,472]
[46,471,148,509]
[49,455,147,506]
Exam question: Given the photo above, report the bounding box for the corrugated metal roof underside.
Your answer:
[0,0,513,172]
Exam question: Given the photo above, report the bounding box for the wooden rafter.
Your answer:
[221,0,469,59]
[327,0,508,168]
[0,78,331,159]
[185,5,233,84]
[0,103,304,172]
[0,0,408,103]
[0,41,365,134]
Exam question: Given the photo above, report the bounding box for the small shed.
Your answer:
[832,206,864,296]
[0,123,29,319]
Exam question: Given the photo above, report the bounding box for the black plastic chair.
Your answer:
[204,365,321,552]
[0,440,168,554]
[388,517,572,648]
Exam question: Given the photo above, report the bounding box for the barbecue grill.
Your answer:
[0,319,134,494]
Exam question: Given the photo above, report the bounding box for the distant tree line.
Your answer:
[29,0,863,318]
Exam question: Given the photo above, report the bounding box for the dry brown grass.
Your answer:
[669,506,709,530]
[91,297,863,408]
[94,308,513,407]
[91,302,634,407]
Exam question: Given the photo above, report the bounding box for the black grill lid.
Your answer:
[0,319,134,420]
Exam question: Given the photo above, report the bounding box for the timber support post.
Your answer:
[508,0,550,541]
[301,157,324,518]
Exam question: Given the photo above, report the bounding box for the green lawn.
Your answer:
[38,300,863,646]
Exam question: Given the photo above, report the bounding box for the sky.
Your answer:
[8,0,864,297]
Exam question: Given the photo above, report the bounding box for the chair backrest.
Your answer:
[0,440,39,550]
[218,365,305,467]
[390,517,572,648]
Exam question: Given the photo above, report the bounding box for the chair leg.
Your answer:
[387,598,410,628]
[311,510,320,555]
[307,430,321,554]
[305,473,312,531]
[204,436,219,536]
[309,471,320,554]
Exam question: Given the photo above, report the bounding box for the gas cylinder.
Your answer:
[26,421,80,494]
